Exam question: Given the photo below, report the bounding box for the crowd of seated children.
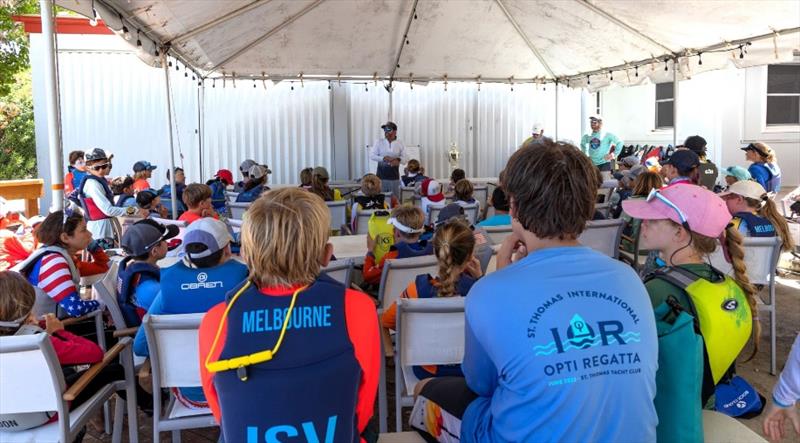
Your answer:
[64,150,87,195]
[136,189,169,219]
[116,219,178,326]
[206,169,233,216]
[401,159,427,187]
[299,167,313,190]
[110,176,137,208]
[235,165,270,203]
[477,187,511,227]
[363,205,433,286]
[134,218,248,408]
[309,166,342,202]
[660,149,700,187]
[351,173,389,233]
[448,168,466,195]
[179,184,218,224]
[13,210,107,318]
[624,184,761,428]
[410,140,658,443]
[723,166,751,190]
[0,271,151,431]
[198,188,379,443]
[132,161,157,192]
[159,167,187,217]
[382,219,482,379]
[233,159,256,193]
[420,178,445,226]
[80,149,146,248]
[720,180,793,249]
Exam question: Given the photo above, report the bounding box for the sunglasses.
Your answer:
[646,189,690,231]
[383,127,394,133]
[90,162,112,171]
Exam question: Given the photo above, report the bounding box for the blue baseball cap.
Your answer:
[133,161,157,172]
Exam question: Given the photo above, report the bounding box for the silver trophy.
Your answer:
[448,142,461,171]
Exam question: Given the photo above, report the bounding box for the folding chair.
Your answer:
[326,200,348,234]
[709,236,782,374]
[0,334,138,443]
[226,218,243,234]
[143,313,217,443]
[595,180,619,218]
[224,191,239,203]
[578,218,624,258]
[394,297,466,431]
[377,255,440,311]
[473,185,489,220]
[428,205,446,226]
[400,186,416,204]
[321,258,355,287]
[228,202,251,220]
[354,209,380,235]
[483,225,512,245]
[459,203,480,226]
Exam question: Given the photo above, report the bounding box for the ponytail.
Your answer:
[722,225,761,361]
[756,196,793,251]
[433,221,475,297]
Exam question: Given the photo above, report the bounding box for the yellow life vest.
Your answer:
[368,210,394,262]
[650,266,752,384]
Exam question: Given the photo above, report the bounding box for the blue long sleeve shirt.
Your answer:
[461,246,658,443]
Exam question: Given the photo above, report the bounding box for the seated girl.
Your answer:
[720,180,793,249]
[401,159,427,187]
[382,220,482,379]
[309,166,342,202]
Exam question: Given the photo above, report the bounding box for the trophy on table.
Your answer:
[448,142,461,171]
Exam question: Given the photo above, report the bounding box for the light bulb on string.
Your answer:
[253,80,257,88]
[739,46,745,59]
[609,71,613,81]
[327,81,331,90]
[168,59,172,68]
[212,78,216,88]
[135,31,143,55]
[291,83,295,91]
[119,14,131,40]
[664,59,669,71]
[587,75,591,85]
[698,53,703,65]
[635,65,639,77]
[184,67,188,78]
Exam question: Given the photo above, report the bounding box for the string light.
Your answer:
[587,75,591,85]
[327,81,331,90]
[739,45,745,59]
[664,58,669,71]
[135,30,143,56]
[119,14,131,40]
[168,59,172,67]
[609,70,614,81]
[476,75,481,92]
[635,65,639,77]
[253,80,257,88]
[89,0,98,27]
[212,78,216,88]
[232,74,236,88]
[698,52,703,65]
[185,66,188,77]
[444,75,448,92]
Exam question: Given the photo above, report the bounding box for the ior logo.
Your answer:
[533,313,641,356]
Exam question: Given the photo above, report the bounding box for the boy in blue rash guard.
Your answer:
[134,217,248,408]
[409,139,658,443]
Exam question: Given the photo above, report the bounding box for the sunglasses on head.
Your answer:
[90,162,111,171]
[646,189,690,231]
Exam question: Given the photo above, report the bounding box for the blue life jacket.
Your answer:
[401,174,425,187]
[236,184,269,203]
[393,240,433,258]
[116,258,161,327]
[78,175,115,221]
[160,260,248,314]
[749,162,782,193]
[160,183,187,217]
[206,179,228,213]
[734,212,776,238]
[213,275,361,443]
[70,168,87,191]
[115,193,136,207]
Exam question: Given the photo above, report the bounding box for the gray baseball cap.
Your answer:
[121,219,179,256]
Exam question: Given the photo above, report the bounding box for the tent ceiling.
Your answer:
[58,0,800,84]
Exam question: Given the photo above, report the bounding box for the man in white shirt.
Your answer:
[369,121,406,198]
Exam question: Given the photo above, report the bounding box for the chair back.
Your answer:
[378,255,439,310]
[0,334,64,415]
[396,298,465,395]
[484,225,512,244]
[428,205,448,226]
[355,209,380,235]
[459,203,480,225]
[473,185,489,214]
[400,186,416,204]
[326,200,348,232]
[226,218,243,234]
[578,218,624,258]
[229,202,250,220]
[225,191,239,203]
[92,259,127,329]
[321,258,355,287]
[143,313,204,389]
[709,236,782,285]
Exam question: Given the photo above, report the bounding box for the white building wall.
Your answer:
[601,66,799,188]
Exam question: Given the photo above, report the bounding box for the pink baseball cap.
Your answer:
[622,184,732,238]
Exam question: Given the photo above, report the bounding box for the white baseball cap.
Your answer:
[183,218,233,258]
[531,123,543,133]
[719,180,768,201]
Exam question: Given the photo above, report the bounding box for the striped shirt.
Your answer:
[29,253,100,317]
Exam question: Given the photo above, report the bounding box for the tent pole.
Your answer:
[40,0,63,211]
[672,58,678,147]
[554,81,559,141]
[388,87,393,121]
[161,52,179,219]
[198,81,205,183]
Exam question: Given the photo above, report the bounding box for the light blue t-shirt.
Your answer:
[461,246,658,443]
[477,214,511,227]
[580,131,623,166]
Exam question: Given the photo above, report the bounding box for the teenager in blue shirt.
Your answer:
[477,187,511,227]
[743,142,782,193]
[410,140,658,443]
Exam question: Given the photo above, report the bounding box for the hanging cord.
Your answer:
[51,4,65,184]
[165,65,186,170]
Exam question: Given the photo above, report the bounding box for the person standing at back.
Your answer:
[410,140,658,442]
[370,121,406,199]
[580,114,623,172]
[684,135,718,191]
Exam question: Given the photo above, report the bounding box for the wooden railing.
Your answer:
[0,179,44,217]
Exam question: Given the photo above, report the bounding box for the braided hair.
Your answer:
[433,220,475,297]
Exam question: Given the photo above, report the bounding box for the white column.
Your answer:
[162,52,179,219]
[39,0,63,211]
[673,58,679,147]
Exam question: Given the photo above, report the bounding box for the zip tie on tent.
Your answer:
[443,75,448,92]
[232,74,236,88]
[772,30,779,59]
[262,72,267,90]
[410,73,414,90]
[476,75,481,92]
[299,73,304,88]
[337,72,342,86]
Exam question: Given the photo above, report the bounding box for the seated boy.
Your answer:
[111,176,137,208]
[117,219,178,326]
[134,218,248,407]
[136,189,169,219]
[478,187,511,227]
[420,178,446,227]
[363,205,433,286]
[409,139,658,442]
[198,188,379,443]
[179,183,218,224]
[64,150,87,194]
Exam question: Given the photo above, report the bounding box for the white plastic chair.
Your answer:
[226,218,243,234]
[224,191,239,203]
[321,258,355,287]
[428,205,446,226]
[458,203,480,225]
[354,209,382,235]
[394,297,465,431]
[473,185,489,219]
[228,202,250,220]
[326,200,348,233]
[709,236,782,374]
[143,313,216,443]
[0,334,138,443]
[483,225,512,245]
[377,255,439,311]
[578,218,624,258]
[400,186,416,204]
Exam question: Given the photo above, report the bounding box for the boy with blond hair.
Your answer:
[178,183,218,224]
[199,188,379,442]
[362,205,433,285]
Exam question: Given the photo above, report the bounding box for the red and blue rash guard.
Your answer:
[199,275,380,443]
[27,253,100,317]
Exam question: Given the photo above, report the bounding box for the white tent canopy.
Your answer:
[58,0,800,89]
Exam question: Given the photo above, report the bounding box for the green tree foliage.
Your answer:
[1,0,38,97]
